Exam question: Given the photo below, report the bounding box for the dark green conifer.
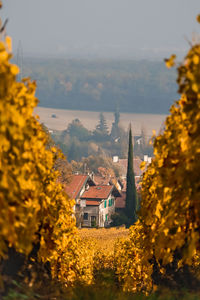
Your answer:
[125,126,138,224]
[96,112,109,135]
[93,112,109,141]
[110,108,120,140]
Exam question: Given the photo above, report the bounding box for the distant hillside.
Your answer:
[20,58,178,114]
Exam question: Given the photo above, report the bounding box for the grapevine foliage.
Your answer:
[0,35,94,286]
[141,39,200,267]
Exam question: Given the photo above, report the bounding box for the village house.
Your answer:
[64,174,95,210]
[80,185,121,227]
[93,173,123,192]
[64,173,123,227]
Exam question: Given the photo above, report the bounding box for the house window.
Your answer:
[83,213,88,220]
[109,199,112,206]
[105,214,108,221]
[104,200,107,208]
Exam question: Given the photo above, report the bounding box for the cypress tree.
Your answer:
[125,127,138,224]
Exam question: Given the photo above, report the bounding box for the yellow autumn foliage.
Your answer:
[0,34,94,286]
[79,227,129,277]
[140,40,200,267]
[115,221,153,293]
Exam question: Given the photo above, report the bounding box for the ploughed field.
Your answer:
[35,107,167,137]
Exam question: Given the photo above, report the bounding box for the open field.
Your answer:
[35,107,167,137]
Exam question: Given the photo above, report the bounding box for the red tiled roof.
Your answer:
[81,185,113,199]
[64,174,88,199]
[115,191,126,208]
[93,175,110,185]
[86,200,100,206]
[116,158,143,177]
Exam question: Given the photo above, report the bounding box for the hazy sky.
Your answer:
[1,0,200,58]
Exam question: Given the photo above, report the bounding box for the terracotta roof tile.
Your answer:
[115,191,126,208]
[64,174,88,199]
[81,185,113,199]
[116,158,143,177]
[93,175,110,185]
[86,200,100,206]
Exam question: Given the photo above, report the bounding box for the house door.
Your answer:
[91,216,96,227]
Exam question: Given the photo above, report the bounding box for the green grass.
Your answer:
[3,281,200,300]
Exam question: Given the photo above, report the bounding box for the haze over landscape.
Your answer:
[1,1,199,117]
[2,0,200,59]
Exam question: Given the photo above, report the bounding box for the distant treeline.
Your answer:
[51,112,153,170]
[20,58,177,114]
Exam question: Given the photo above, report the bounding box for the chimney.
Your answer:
[113,156,119,163]
[90,172,94,181]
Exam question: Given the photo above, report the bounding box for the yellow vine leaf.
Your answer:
[5,36,12,52]
[165,54,176,68]
[11,65,19,75]
[192,83,199,93]
[193,54,199,65]
[140,161,146,170]
[196,14,200,23]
